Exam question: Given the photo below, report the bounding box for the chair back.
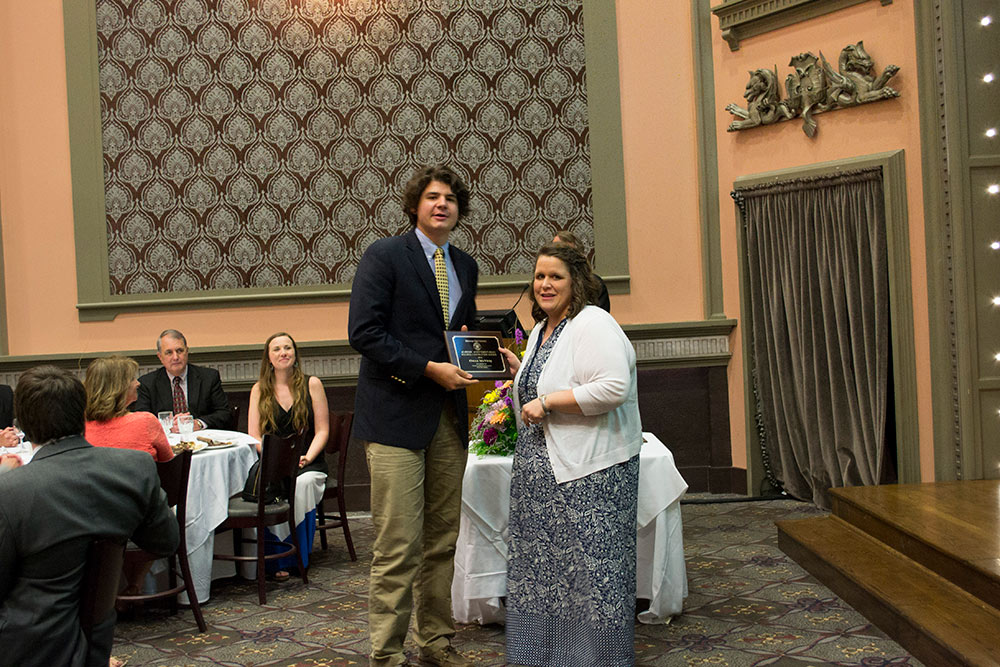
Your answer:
[326,411,354,483]
[258,432,304,512]
[79,537,126,638]
[228,404,241,431]
[326,412,353,455]
[157,449,192,546]
[157,449,192,519]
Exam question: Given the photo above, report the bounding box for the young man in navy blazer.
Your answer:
[350,166,479,667]
[133,329,231,431]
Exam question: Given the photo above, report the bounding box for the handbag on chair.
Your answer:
[240,459,280,504]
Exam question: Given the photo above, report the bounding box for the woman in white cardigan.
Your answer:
[500,242,642,667]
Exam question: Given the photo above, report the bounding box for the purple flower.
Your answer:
[504,396,513,407]
[483,428,498,445]
[495,380,504,388]
[514,328,524,346]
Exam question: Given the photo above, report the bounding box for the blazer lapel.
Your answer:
[405,230,447,327]
[186,366,200,412]
[449,246,474,314]
[156,369,172,407]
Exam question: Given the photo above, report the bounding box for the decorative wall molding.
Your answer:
[633,335,731,367]
[710,0,893,51]
[0,319,736,389]
[692,0,727,321]
[724,41,899,137]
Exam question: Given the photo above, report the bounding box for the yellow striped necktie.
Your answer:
[434,247,449,327]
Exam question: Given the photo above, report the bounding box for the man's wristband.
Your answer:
[539,394,549,415]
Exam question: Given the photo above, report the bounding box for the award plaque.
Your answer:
[444,331,510,380]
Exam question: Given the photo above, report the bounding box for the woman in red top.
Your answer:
[84,355,173,462]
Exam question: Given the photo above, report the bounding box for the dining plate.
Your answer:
[204,442,238,450]
[173,441,207,455]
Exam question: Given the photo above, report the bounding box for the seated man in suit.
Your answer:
[133,329,231,430]
[0,365,178,667]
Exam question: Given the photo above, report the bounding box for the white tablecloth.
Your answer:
[452,432,688,625]
[166,429,258,603]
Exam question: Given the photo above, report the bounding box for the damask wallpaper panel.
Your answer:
[95,0,596,296]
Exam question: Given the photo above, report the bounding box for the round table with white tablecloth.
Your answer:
[165,429,258,603]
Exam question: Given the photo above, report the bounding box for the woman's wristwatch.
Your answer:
[539,394,550,415]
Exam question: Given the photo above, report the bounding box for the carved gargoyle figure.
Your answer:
[725,67,793,131]
[821,41,900,107]
[784,53,826,137]
[723,42,901,138]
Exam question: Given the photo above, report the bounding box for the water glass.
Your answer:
[177,414,194,440]
[157,411,174,435]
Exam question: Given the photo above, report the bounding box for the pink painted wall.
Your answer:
[710,1,933,480]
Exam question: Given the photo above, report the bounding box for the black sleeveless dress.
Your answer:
[269,379,326,477]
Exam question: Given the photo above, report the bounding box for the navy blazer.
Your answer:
[133,364,231,430]
[0,437,178,666]
[349,229,478,450]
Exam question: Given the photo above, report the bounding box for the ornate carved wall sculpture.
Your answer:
[96,0,594,295]
[724,41,899,137]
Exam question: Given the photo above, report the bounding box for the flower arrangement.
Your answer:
[469,328,525,457]
[469,380,517,457]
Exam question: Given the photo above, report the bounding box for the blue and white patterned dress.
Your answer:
[506,319,640,666]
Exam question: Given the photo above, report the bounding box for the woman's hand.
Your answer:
[520,397,546,426]
[0,453,23,472]
[499,347,520,376]
[298,455,311,468]
[0,427,19,448]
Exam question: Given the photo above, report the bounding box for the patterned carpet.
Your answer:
[112,499,923,666]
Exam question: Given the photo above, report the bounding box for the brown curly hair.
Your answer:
[401,165,471,226]
[528,242,600,324]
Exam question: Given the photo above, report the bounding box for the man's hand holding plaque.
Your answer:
[444,331,510,380]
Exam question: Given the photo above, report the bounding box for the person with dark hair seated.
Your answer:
[0,366,178,667]
[0,384,17,447]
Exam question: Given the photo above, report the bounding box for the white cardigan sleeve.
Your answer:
[569,309,634,416]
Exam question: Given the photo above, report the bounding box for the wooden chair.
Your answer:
[213,433,307,604]
[80,537,126,637]
[316,411,356,560]
[80,537,126,664]
[116,449,206,632]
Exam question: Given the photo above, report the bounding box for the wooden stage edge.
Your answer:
[778,481,1000,666]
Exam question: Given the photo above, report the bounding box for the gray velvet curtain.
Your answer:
[737,167,888,508]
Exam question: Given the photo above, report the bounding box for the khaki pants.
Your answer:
[365,408,468,666]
